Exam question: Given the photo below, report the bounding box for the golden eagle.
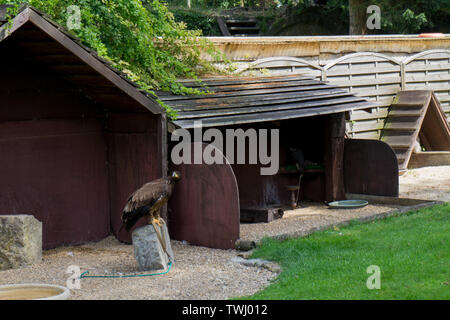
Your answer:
[120,171,180,250]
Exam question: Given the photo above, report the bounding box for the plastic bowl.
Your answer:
[0,284,70,300]
[327,200,368,209]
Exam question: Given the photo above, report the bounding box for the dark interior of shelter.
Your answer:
[168,115,332,220]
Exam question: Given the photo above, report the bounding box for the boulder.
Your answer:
[0,215,42,271]
[132,223,174,271]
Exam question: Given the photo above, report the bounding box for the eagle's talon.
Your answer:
[152,217,163,227]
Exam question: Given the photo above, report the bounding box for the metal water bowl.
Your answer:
[0,284,70,300]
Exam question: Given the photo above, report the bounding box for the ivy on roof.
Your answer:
[0,0,231,119]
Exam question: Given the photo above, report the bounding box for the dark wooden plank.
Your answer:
[409,151,450,168]
[173,101,373,128]
[324,113,346,202]
[51,63,97,75]
[216,16,231,36]
[176,96,368,119]
[158,113,168,222]
[420,93,450,150]
[167,87,347,108]
[160,84,341,101]
[177,74,313,87]
[0,119,110,249]
[393,90,431,106]
[182,79,328,93]
[0,6,30,42]
[388,108,423,117]
[344,139,399,197]
[382,133,413,148]
[168,143,240,249]
[158,82,331,99]
[170,89,349,110]
[109,115,161,244]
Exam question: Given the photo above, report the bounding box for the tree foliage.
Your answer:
[334,0,449,34]
[1,0,230,118]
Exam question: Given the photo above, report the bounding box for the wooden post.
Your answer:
[158,113,168,222]
[324,113,346,202]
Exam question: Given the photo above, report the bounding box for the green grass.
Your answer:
[241,203,450,300]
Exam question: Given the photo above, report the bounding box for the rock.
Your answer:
[132,223,174,271]
[237,249,254,259]
[235,239,256,251]
[0,215,42,271]
[231,256,282,274]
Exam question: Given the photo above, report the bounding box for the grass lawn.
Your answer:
[242,203,450,300]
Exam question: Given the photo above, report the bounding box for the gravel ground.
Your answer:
[399,166,450,202]
[240,203,399,242]
[0,166,448,300]
[0,237,275,300]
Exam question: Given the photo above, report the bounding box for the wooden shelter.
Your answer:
[1,5,400,250]
[0,5,167,248]
[161,76,399,249]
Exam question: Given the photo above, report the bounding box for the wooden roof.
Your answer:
[0,4,163,115]
[158,74,374,129]
[1,5,374,130]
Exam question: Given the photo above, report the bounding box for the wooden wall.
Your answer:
[0,32,163,248]
[344,139,399,197]
[107,114,162,244]
[0,44,110,249]
[168,143,240,249]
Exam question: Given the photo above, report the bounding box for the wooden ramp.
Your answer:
[381,91,450,171]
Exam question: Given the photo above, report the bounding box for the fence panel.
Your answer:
[236,50,450,138]
[404,50,450,123]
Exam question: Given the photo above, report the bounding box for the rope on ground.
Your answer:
[79,261,172,279]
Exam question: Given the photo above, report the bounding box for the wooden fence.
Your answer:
[235,49,450,139]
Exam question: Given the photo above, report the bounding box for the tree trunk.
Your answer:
[349,0,369,35]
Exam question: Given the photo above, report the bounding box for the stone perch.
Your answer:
[0,215,42,271]
[132,223,174,271]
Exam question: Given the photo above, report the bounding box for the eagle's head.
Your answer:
[170,171,181,182]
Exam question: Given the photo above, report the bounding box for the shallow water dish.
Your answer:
[327,200,368,209]
[0,284,70,300]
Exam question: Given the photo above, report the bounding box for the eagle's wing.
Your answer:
[120,178,172,232]
[123,178,168,213]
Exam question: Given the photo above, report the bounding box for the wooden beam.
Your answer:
[158,113,168,222]
[216,17,231,37]
[324,112,346,201]
[0,6,30,42]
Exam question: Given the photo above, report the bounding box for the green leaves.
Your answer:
[0,0,227,118]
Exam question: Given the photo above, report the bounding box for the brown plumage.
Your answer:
[120,171,180,232]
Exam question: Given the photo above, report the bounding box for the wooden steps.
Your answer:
[380,90,450,171]
[217,16,260,37]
